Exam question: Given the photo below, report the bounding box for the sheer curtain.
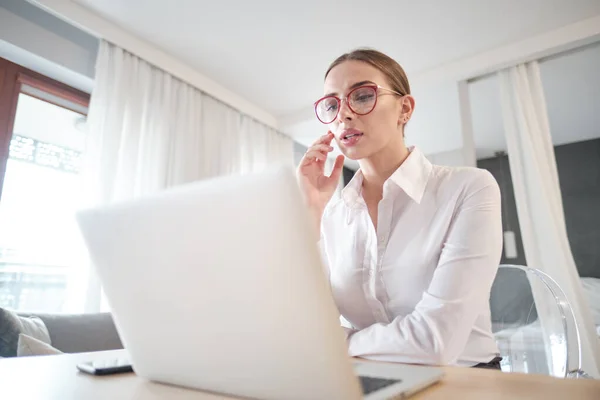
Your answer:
[239,115,294,174]
[498,61,600,377]
[75,40,293,312]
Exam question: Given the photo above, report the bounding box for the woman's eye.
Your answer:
[354,94,374,102]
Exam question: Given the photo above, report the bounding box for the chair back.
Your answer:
[491,264,588,378]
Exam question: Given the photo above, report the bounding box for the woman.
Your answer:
[297,49,503,368]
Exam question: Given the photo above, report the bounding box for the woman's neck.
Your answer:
[359,140,410,191]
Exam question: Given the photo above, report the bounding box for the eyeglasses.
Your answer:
[314,84,404,124]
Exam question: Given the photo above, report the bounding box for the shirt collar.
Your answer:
[341,168,364,208]
[341,146,432,206]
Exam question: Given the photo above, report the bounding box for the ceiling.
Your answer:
[69,0,600,165]
[75,0,600,116]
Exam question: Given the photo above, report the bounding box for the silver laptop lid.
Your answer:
[76,166,362,400]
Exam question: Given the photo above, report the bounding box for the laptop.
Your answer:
[76,166,443,400]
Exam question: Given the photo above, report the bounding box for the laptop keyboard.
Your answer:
[358,376,402,395]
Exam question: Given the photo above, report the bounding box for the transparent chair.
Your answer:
[490,264,590,378]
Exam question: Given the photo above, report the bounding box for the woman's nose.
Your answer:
[337,99,354,122]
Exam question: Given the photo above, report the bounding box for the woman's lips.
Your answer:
[340,129,363,147]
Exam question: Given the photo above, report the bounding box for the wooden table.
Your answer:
[0,349,599,399]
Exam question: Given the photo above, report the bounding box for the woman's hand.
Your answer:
[296,132,345,226]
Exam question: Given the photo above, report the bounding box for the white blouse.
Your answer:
[320,147,503,366]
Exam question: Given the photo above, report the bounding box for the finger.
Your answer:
[329,154,345,181]
[322,131,335,146]
[301,144,331,165]
[307,144,334,153]
[304,150,327,162]
[299,151,325,167]
[312,131,335,146]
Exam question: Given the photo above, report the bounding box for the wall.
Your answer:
[406,81,465,156]
[553,139,600,278]
[427,148,469,167]
[0,0,97,92]
[478,138,600,278]
[540,43,600,147]
[293,141,306,166]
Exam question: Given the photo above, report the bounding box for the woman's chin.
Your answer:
[340,146,370,161]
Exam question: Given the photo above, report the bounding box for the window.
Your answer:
[0,58,89,313]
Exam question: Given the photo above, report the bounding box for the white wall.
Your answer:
[0,0,97,92]
[541,43,600,147]
[406,81,467,160]
[427,149,469,167]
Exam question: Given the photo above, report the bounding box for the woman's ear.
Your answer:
[398,95,415,125]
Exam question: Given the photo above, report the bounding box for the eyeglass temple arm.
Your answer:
[376,85,405,97]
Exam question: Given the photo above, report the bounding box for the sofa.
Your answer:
[0,307,123,358]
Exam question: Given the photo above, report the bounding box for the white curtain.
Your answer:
[239,115,294,174]
[498,61,600,377]
[76,40,293,312]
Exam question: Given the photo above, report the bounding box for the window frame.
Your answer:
[0,57,90,201]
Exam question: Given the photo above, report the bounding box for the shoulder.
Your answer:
[429,165,500,200]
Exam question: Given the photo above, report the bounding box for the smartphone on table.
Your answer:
[77,358,134,375]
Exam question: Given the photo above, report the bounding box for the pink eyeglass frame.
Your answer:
[313,84,404,124]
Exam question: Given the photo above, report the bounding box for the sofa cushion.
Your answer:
[17,334,62,357]
[29,312,123,354]
[0,308,52,357]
